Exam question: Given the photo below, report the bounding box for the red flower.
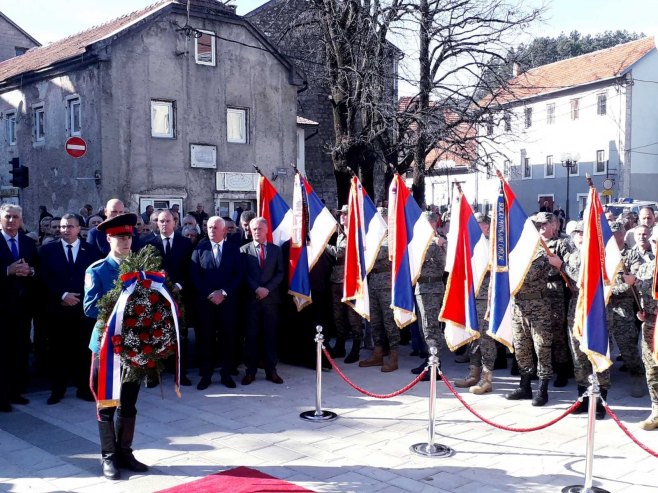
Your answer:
[111,335,123,345]
[113,345,123,354]
[125,318,137,327]
[149,293,159,304]
[146,360,156,368]
[134,305,146,315]
[141,279,152,289]
[153,329,163,338]
[143,318,153,327]
[143,345,153,355]
[138,332,149,342]
[131,361,139,367]
[153,312,163,322]
[127,350,138,358]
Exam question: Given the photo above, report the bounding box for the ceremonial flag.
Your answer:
[653,260,658,363]
[440,189,489,350]
[388,174,435,328]
[487,178,542,350]
[257,175,293,247]
[288,173,337,311]
[573,185,622,372]
[343,176,387,319]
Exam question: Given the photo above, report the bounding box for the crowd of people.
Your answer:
[1,197,658,479]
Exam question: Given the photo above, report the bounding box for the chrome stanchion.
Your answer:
[300,326,338,422]
[411,346,454,457]
[562,373,610,493]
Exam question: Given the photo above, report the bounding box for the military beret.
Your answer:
[609,221,624,233]
[97,213,137,236]
[473,212,490,224]
[532,212,554,224]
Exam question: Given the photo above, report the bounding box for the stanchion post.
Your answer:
[410,346,454,457]
[300,326,338,422]
[561,373,610,493]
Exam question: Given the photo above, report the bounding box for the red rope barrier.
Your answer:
[605,404,658,458]
[322,347,428,399]
[440,371,581,432]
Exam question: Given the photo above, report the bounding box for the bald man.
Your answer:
[87,199,141,255]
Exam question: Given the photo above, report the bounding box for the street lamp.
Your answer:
[561,152,580,221]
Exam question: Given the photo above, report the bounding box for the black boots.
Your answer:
[330,338,346,358]
[531,379,550,407]
[573,385,588,414]
[573,386,607,419]
[116,416,149,472]
[596,389,607,420]
[344,339,361,364]
[98,421,120,480]
[553,366,569,388]
[505,374,533,400]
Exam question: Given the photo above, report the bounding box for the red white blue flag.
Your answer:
[257,175,293,247]
[573,185,622,371]
[487,178,541,350]
[289,173,337,311]
[440,189,489,350]
[387,174,435,328]
[343,176,387,319]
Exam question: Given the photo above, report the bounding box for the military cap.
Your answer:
[97,213,137,236]
[571,221,584,233]
[532,212,554,224]
[609,221,624,233]
[473,212,490,224]
[339,205,348,214]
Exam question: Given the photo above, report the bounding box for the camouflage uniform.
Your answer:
[563,248,611,388]
[469,272,497,372]
[635,260,658,407]
[327,233,363,340]
[608,243,643,377]
[511,246,554,379]
[414,240,445,351]
[630,245,655,269]
[545,236,573,370]
[369,238,399,349]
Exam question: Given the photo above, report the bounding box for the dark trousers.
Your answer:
[92,355,140,421]
[0,308,32,404]
[195,299,236,378]
[245,300,279,375]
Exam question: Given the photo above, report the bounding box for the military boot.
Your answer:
[596,389,607,420]
[330,337,346,358]
[116,416,148,472]
[573,385,589,414]
[639,405,658,431]
[454,366,481,388]
[98,421,120,480]
[470,370,493,395]
[505,374,532,400]
[344,339,361,364]
[381,350,399,372]
[359,346,384,367]
[531,378,550,407]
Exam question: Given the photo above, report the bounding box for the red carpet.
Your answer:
[156,466,315,493]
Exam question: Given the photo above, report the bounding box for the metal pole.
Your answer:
[300,326,338,422]
[561,373,610,493]
[566,168,571,222]
[410,346,454,457]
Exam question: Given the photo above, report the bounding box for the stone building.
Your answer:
[0,0,304,228]
[0,11,40,62]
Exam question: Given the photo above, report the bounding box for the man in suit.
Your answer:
[87,199,141,255]
[240,217,285,385]
[0,204,38,412]
[146,210,194,386]
[39,213,99,404]
[190,216,243,390]
[84,213,148,480]
[238,210,256,246]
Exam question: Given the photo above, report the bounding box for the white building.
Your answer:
[480,37,658,220]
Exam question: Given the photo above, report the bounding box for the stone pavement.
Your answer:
[1,348,658,493]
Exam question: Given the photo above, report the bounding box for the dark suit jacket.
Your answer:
[240,241,284,304]
[38,240,99,307]
[87,226,142,256]
[145,233,193,289]
[0,232,38,306]
[190,238,243,300]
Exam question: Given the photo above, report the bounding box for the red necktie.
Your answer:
[259,244,265,268]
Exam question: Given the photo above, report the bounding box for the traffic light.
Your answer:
[9,158,29,189]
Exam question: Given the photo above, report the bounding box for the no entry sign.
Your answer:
[65,136,87,158]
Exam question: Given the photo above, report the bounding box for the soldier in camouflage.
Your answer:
[359,208,400,372]
[506,213,564,407]
[327,205,363,363]
[608,221,645,398]
[562,222,609,419]
[634,229,658,430]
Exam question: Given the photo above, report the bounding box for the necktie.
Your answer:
[214,243,221,266]
[9,238,19,261]
[259,244,265,268]
[66,244,74,265]
[164,237,171,256]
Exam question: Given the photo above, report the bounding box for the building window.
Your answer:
[33,104,45,142]
[595,150,606,174]
[569,161,579,176]
[504,111,512,132]
[524,107,532,128]
[67,97,81,136]
[546,103,555,125]
[523,157,531,179]
[597,94,607,116]
[151,100,175,138]
[227,107,247,144]
[5,110,17,145]
[570,99,579,120]
[545,155,554,178]
[195,30,215,66]
[15,47,28,56]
